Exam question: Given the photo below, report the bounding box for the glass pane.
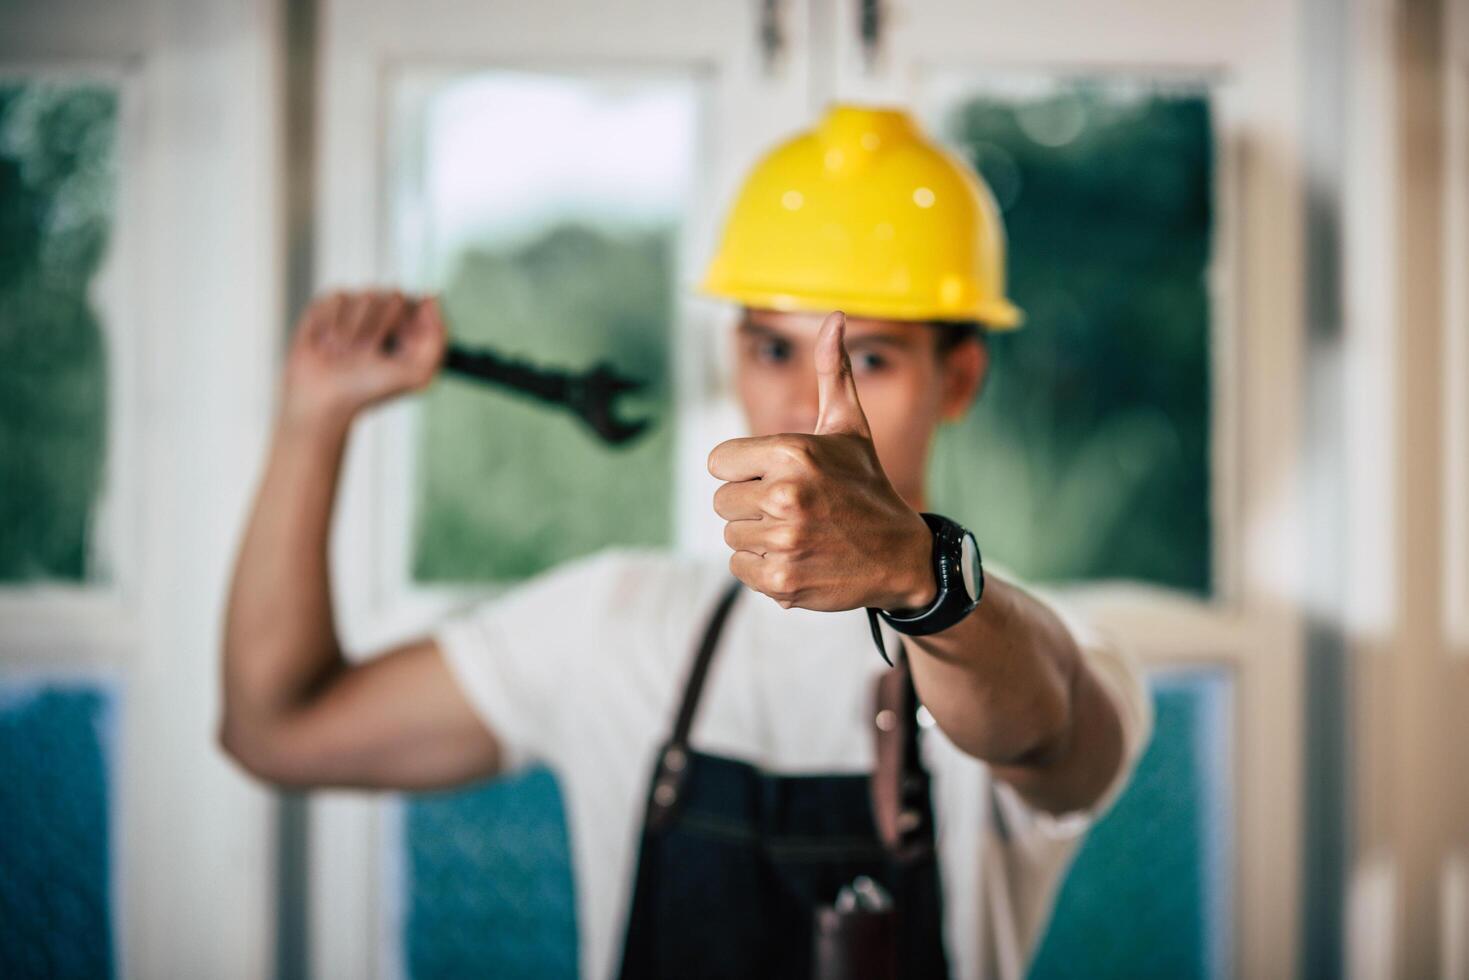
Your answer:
[1031,668,1233,979]
[393,72,699,582]
[395,767,577,979]
[924,80,1213,594]
[0,82,118,584]
[0,677,119,978]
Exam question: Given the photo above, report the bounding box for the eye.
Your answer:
[851,350,888,374]
[753,337,792,364]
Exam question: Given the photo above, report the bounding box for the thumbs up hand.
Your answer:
[709,312,937,612]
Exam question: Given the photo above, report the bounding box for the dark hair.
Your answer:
[928,320,987,356]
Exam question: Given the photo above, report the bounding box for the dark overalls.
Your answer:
[615,582,951,980]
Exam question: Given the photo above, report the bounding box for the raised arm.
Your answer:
[220,290,502,790]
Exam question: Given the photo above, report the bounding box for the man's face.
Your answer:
[731,307,987,507]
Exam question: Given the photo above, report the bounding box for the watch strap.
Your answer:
[865,513,982,661]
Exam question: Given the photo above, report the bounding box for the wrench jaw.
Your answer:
[440,343,654,448]
[567,362,653,447]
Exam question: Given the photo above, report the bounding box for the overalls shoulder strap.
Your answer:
[670,579,745,748]
[645,579,743,830]
[870,642,932,864]
[646,579,933,867]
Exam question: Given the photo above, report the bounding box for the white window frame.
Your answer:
[313,1,1313,976]
[310,2,1328,979]
[0,62,145,979]
[0,61,143,650]
[0,3,284,979]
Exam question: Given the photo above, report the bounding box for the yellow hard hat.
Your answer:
[700,104,1023,329]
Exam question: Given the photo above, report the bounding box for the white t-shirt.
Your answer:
[434,548,1152,980]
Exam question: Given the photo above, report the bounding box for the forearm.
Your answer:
[222,410,352,733]
[901,575,1072,762]
[900,574,1124,814]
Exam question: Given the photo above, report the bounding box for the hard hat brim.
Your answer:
[697,278,1024,331]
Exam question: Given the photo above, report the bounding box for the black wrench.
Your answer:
[441,342,652,447]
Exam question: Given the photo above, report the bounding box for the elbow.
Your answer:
[217,711,292,785]
[216,710,247,765]
[217,712,262,777]
[217,641,320,785]
[217,704,329,790]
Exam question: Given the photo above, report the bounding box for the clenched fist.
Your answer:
[282,289,446,429]
[710,311,936,612]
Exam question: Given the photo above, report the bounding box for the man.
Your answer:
[221,105,1151,979]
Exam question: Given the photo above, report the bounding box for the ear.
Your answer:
[938,338,987,423]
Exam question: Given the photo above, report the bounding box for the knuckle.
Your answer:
[722,522,739,549]
[766,480,811,518]
[765,562,797,598]
[766,480,802,516]
[766,482,794,514]
[775,434,813,466]
[768,524,802,554]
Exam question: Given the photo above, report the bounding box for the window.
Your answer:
[925,79,1214,594]
[0,78,122,979]
[0,82,118,584]
[390,72,700,582]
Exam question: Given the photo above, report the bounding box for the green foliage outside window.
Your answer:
[930,86,1214,594]
[405,76,689,584]
[413,224,674,582]
[0,83,117,584]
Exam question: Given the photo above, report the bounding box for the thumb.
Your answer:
[395,296,446,378]
[402,295,444,345]
[813,311,870,437]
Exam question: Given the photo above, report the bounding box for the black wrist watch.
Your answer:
[865,513,984,666]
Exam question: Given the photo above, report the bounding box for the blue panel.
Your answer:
[1029,669,1232,979]
[402,766,578,979]
[0,679,118,980]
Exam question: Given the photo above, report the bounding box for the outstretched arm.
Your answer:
[896,575,1125,816]
[709,311,1129,815]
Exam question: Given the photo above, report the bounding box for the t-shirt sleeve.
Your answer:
[432,549,629,773]
[1044,587,1151,813]
[992,582,1154,840]
[958,580,1154,975]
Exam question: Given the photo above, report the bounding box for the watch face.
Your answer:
[959,532,981,601]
